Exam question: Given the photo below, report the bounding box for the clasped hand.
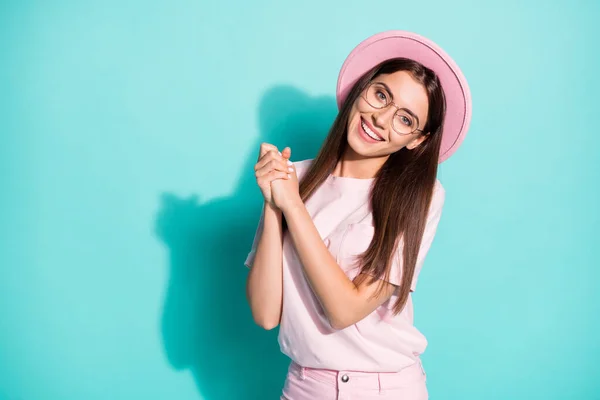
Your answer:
[254,143,302,213]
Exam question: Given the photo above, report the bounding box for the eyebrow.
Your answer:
[374,81,422,126]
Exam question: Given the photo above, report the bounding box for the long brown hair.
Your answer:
[298,58,446,314]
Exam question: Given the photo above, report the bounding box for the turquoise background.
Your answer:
[1,0,599,399]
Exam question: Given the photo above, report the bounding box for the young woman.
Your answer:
[245,30,472,399]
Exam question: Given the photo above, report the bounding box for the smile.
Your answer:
[360,118,384,141]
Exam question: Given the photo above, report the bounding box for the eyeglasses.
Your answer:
[361,82,425,136]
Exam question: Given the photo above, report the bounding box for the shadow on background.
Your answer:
[154,86,337,400]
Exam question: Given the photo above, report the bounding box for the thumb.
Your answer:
[281,146,292,160]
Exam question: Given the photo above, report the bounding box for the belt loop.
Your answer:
[300,366,306,380]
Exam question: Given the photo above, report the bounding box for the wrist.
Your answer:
[264,201,282,214]
[282,197,305,215]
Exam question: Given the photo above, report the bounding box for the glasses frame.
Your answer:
[360,82,427,136]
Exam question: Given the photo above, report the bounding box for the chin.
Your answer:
[347,131,401,161]
[346,130,377,158]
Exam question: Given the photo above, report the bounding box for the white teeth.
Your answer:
[361,120,382,141]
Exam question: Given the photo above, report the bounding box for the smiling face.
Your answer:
[346,70,430,159]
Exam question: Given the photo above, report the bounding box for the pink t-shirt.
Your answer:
[245,159,445,372]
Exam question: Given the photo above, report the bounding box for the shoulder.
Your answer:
[292,158,314,180]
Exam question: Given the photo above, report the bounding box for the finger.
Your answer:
[255,149,289,171]
[281,146,291,160]
[255,151,280,172]
[255,159,293,178]
[288,163,297,179]
[259,142,279,159]
[258,170,290,186]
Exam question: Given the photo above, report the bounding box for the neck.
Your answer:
[333,148,388,179]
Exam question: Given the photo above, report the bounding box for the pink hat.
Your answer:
[337,30,472,163]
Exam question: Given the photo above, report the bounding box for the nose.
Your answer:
[372,106,396,130]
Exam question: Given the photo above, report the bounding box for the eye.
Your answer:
[375,90,388,102]
[393,111,416,133]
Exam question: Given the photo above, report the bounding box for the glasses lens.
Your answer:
[393,109,417,135]
[365,83,389,109]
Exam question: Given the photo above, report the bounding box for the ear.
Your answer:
[406,133,428,150]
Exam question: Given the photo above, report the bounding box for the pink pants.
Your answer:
[281,360,428,400]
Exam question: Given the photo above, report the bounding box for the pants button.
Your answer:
[341,374,349,383]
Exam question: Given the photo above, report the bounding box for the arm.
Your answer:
[245,143,293,330]
[272,167,445,330]
[283,202,396,330]
[245,202,284,330]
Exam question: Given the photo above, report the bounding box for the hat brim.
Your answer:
[336,30,472,163]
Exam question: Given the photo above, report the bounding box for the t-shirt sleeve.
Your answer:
[243,158,313,268]
[388,181,446,291]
